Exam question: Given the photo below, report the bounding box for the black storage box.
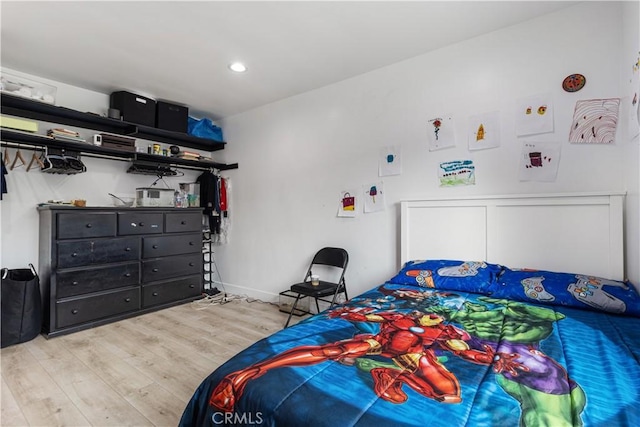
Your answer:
[110,91,156,127]
[98,133,137,152]
[156,101,188,133]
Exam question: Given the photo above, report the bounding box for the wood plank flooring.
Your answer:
[1,297,302,426]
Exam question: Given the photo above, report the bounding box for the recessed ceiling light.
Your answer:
[229,62,247,73]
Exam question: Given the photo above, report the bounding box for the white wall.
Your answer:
[217,1,635,300]
[1,2,636,302]
[621,0,640,285]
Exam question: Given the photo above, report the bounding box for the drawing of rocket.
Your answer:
[476,124,485,141]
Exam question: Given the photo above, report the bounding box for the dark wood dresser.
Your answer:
[38,206,204,337]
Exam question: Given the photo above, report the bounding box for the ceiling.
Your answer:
[1,1,576,120]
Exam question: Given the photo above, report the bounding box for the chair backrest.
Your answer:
[306,247,348,285]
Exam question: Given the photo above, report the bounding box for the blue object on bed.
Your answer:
[180,260,640,427]
[490,266,640,317]
[388,259,504,293]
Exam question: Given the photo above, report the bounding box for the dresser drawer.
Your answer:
[56,262,140,298]
[142,253,202,282]
[56,288,140,329]
[57,213,116,239]
[143,233,201,258]
[57,237,140,268]
[118,212,164,235]
[142,276,202,308]
[165,212,202,233]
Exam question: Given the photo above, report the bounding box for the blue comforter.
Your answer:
[180,260,640,426]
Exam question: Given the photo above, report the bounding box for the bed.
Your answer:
[180,193,640,427]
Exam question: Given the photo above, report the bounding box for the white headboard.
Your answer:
[400,192,625,281]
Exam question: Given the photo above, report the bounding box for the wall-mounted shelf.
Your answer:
[0,129,238,171]
[1,94,228,152]
[0,94,238,171]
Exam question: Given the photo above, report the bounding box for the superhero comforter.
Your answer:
[180,260,640,426]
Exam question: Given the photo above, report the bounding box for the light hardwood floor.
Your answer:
[1,297,302,427]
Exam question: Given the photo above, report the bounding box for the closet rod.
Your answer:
[0,141,129,162]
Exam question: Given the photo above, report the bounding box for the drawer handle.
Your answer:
[72,281,78,286]
[189,241,194,246]
[138,222,145,227]
[152,292,159,297]
[86,223,92,228]
[181,220,186,225]
[152,245,158,249]
[71,309,79,315]
[72,252,78,257]
[152,268,159,272]
[124,298,131,302]
[189,284,195,288]
[124,273,131,278]
[125,247,131,252]
[189,262,195,267]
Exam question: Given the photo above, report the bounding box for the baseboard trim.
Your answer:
[219,283,280,303]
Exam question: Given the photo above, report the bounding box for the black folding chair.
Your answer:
[284,247,349,328]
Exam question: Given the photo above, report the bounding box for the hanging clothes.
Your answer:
[196,170,220,233]
[1,153,7,200]
[219,177,227,212]
[217,177,231,244]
